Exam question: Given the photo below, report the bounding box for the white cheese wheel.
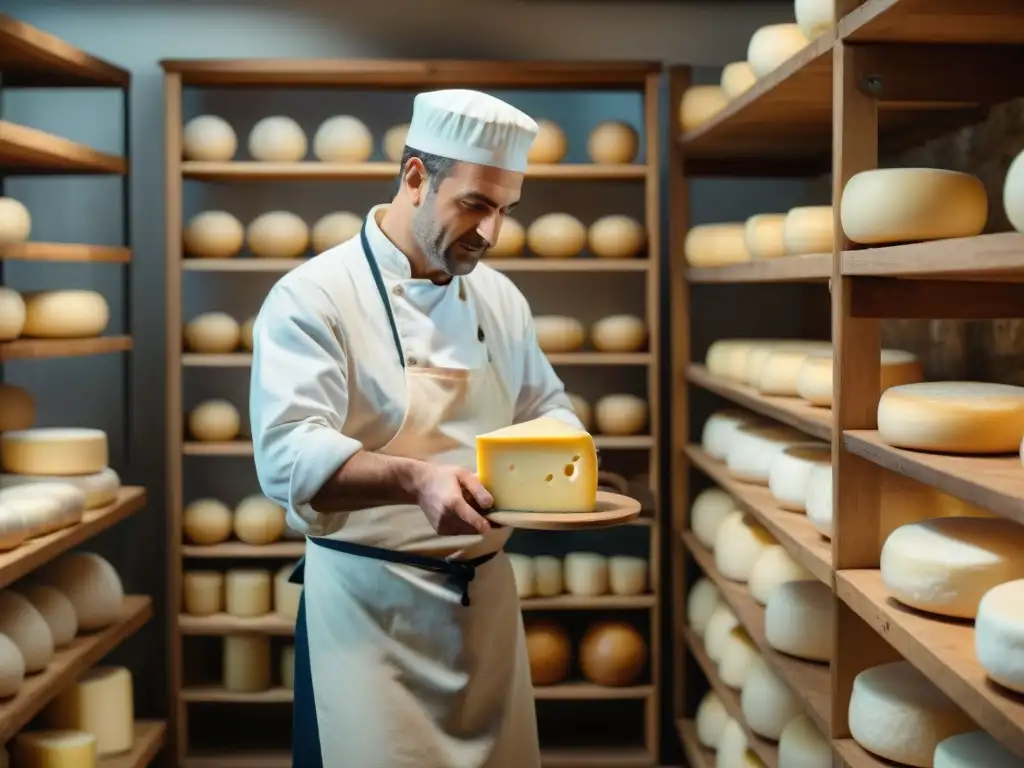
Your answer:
[687,577,721,636]
[183,498,232,545]
[725,424,808,485]
[695,691,729,748]
[691,487,735,549]
[795,349,923,407]
[1005,148,1024,233]
[701,409,763,460]
[587,121,639,165]
[684,223,749,267]
[248,116,307,162]
[566,394,591,431]
[0,482,85,536]
[274,564,301,620]
[741,656,802,740]
[0,500,32,551]
[0,197,31,245]
[225,569,271,616]
[233,494,285,545]
[587,215,645,260]
[767,444,831,512]
[594,394,647,436]
[717,718,749,767]
[721,61,757,99]
[714,511,775,582]
[1,428,107,476]
[188,399,241,442]
[841,168,988,245]
[765,579,832,661]
[747,24,810,78]
[311,211,361,253]
[312,115,372,162]
[748,545,813,605]
[591,315,646,353]
[878,381,1024,454]
[0,591,54,673]
[679,86,728,132]
[45,665,133,755]
[744,214,787,260]
[0,632,24,697]
[528,120,567,164]
[0,288,26,341]
[533,555,563,597]
[706,339,762,380]
[489,217,525,258]
[182,570,223,616]
[533,316,584,353]
[783,206,833,255]
[935,730,1024,768]
[608,556,646,596]
[183,312,240,353]
[508,554,535,598]
[720,626,759,689]
[281,644,295,690]
[39,552,124,630]
[241,315,255,351]
[223,634,271,692]
[15,585,77,647]
[564,552,608,597]
[881,517,1024,619]
[849,661,973,767]
[383,123,409,162]
[795,0,836,39]
[804,463,832,539]
[527,214,586,259]
[12,730,96,767]
[183,211,245,259]
[0,384,34,432]
[246,211,309,259]
[704,604,739,664]
[183,115,237,161]
[975,578,1024,695]
[779,714,832,767]
[1,467,120,511]
[21,291,109,339]
[756,348,832,396]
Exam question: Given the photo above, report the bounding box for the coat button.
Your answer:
[408,356,418,366]
[393,285,404,296]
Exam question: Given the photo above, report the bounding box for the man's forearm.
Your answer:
[310,450,426,512]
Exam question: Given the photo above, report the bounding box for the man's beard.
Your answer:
[411,197,487,276]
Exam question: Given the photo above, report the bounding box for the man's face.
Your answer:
[411,161,523,277]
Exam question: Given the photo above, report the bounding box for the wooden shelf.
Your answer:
[101,721,167,768]
[0,13,128,88]
[0,120,126,174]
[181,748,654,768]
[0,335,133,362]
[182,540,305,559]
[684,531,832,734]
[181,257,651,273]
[841,232,1024,280]
[182,351,652,367]
[0,595,151,742]
[687,253,832,284]
[832,738,893,767]
[178,612,294,636]
[839,0,1024,43]
[687,363,832,441]
[843,430,1024,527]
[686,446,833,583]
[0,487,146,590]
[0,242,131,263]
[837,569,1024,757]
[676,719,714,768]
[519,593,656,610]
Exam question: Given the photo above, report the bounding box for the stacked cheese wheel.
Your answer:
[185,209,366,260]
[508,552,648,599]
[183,311,257,354]
[182,494,288,548]
[187,399,243,442]
[685,205,837,268]
[533,313,647,356]
[524,617,647,688]
[182,561,301,623]
[522,213,646,260]
[222,633,295,693]
[0,286,110,342]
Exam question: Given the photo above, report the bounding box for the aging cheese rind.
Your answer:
[1,428,108,476]
[975,578,1024,695]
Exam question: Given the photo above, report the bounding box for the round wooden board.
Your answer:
[485,491,641,530]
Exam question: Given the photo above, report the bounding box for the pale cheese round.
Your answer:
[747,24,810,79]
[878,381,1024,454]
[804,463,833,539]
[21,290,109,339]
[1,467,121,510]
[1,428,107,476]
[721,61,757,99]
[13,585,74,647]
[182,570,224,616]
[0,288,26,341]
[0,482,85,537]
[312,211,361,253]
[0,632,25,698]
[509,554,535,598]
[12,730,96,767]
[849,661,973,767]
[188,399,241,442]
[274,563,301,620]
[701,409,763,460]
[534,316,584,353]
[841,168,988,245]
[714,511,775,582]
[783,206,833,255]
[223,634,271,692]
[533,555,563,597]
[183,498,232,545]
[768,444,831,512]
[679,86,728,132]
[566,394,591,431]
[796,349,923,407]
[695,691,729,748]
[183,312,240,354]
[765,579,832,661]
[717,718,749,767]
[282,644,295,690]
[248,116,307,162]
[795,0,836,39]
[527,213,586,259]
[1005,148,1024,233]
[704,603,739,664]
[609,556,646,596]
[0,502,32,551]
[383,123,409,162]
[0,384,35,432]
[704,339,760,380]
[39,552,124,630]
[720,626,759,689]
[748,545,813,605]
[691,487,735,549]
[0,591,54,673]
[741,656,802,740]
[686,577,721,636]
[779,714,832,767]
[183,211,245,259]
[312,115,373,163]
[489,217,525,258]
[756,348,832,396]
[587,121,639,165]
[935,730,1024,768]
[182,115,237,161]
[564,552,609,597]
[233,494,286,545]
[684,223,749,267]
[44,665,134,755]
[587,215,645,260]
[976,579,1024,694]
[225,568,271,616]
[725,424,808,485]
[594,394,647,436]
[0,197,31,245]
[246,211,309,259]
[241,316,255,351]
[528,120,567,164]
[744,214,787,260]
[591,315,646,353]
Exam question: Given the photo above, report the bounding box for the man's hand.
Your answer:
[412,463,494,536]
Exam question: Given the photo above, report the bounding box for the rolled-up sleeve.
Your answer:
[249,279,362,535]
[513,301,585,430]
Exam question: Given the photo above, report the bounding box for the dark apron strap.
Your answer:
[290,587,323,768]
[360,220,405,369]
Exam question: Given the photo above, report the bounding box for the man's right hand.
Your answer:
[412,463,494,536]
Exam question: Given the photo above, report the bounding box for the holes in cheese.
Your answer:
[695,691,728,749]
[591,314,646,353]
[38,552,124,631]
[691,488,735,549]
[183,498,232,545]
[12,730,97,767]
[21,290,109,339]
[225,569,271,617]
[687,577,722,637]
[849,661,973,767]
[881,517,1024,619]
[684,223,749,267]
[701,409,764,461]
[715,511,775,583]
[44,666,134,755]
[16,585,77,648]
[594,394,647,436]
[747,23,810,79]
[184,211,245,259]
[726,425,810,485]
[526,213,586,259]
[767,444,831,512]
[223,634,271,692]
[233,494,286,545]
[704,604,739,664]
[748,545,813,606]
[609,556,647,596]
[935,730,1024,768]
[765,579,832,662]
[0,632,25,698]
[779,714,831,767]
[188,399,241,442]
[0,384,35,432]
[679,86,729,132]
[741,656,802,740]
[274,564,301,620]
[508,554,535,599]
[525,621,571,685]
[1,428,107,476]
[975,578,1024,696]
[0,591,54,673]
[587,121,639,165]
[183,312,241,354]
[564,552,608,596]
[183,570,223,616]
[0,467,120,510]
[795,349,923,408]
[721,61,756,99]
[744,214,787,260]
[720,626,759,690]
[578,620,646,687]
[281,645,295,690]
[476,417,598,513]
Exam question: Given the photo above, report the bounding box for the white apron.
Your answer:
[289,223,540,768]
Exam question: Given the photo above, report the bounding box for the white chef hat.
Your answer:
[404,89,538,174]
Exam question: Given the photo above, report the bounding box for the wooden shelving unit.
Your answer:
[163,58,664,767]
[0,14,162,766]
[670,1,1024,765]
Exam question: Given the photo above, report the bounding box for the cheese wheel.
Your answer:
[765,579,832,661]
[12,730,96,767]
[701,409,764,460]
[587,121,639,165]
[1,428,107,476]
[183,211,245,259]
[705,339,762,380]
[281,644,295,690]
[591,315,646,353]
[311,211,362,253]
[248,116,306,162]
[246,211,309,259]
[564,552,609,597]
[881,517,1024,619]
[578,620,646,687]
[717,718,749,767]
[795,0,835,39]
[525,621,571,685]
[741,656,802,740]
[587,215,645,260]
[0,287,26,342]
[526,214,586,258]
[0,500,33,551]
[20,291,108,339]
[182,570,223,616]
[233,494,285,545]
[45,666,133,755]
[768,444,831,511]
[0,384,35,432]
[0,591,54,673]
[721,61,756,99]
[39,552,124,630]
[533,316,584,353]
[188,399,241,442]
[756,348,831,396]
[714,511,775,582]
[225,569,271,616]
[0,482,85,537]
[533,555,563,597]
[849,661,973,766]
[608,556,646,596]
[725,424,808,484]
[15,585,77,647]
[274,564,301,620]
[182,115,237,161]
[695,691,728,748]
[0,467,119,511]
[0,197,31,245]
[935,730,1024,768]
[183,311,240,354]
[744,214,787,259]
[748,545,813,605]
[1005,148,1024,233]
[841,168,988,245]
[684,223,749,267]
[691,487,735,549]
[183,498,232,545]
[748,24,810,78]
[804,463,832,539]
[508,554,535,598]
[779,714,832,767]
[382,123,409,162]
[312,115,373,163]
[686,577,721,636]
[528,120,567,164]
[566,394,591,431]
[679,86,728,132]
[783,206,833,255]
[720,626,759,689]
[223,634,271,692]
[241,316,255,351]
[975,578,1024,695]
[489,217,524,258]
[594,394,647,436]
[795,349,924,407]
[0,632,24,697]
[704,604,739,663]
[878,381,1024,454]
